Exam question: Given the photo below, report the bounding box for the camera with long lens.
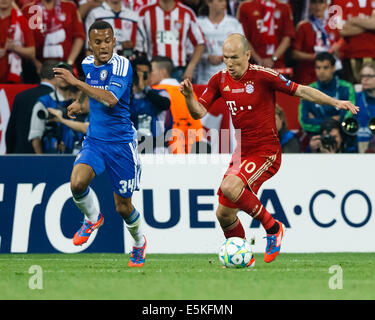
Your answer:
[37,106,68,121]
[133,69,148,87]
[37,104,70,145]
[321,134,337,149]
[341,117,375,135]
[131,52,150,88]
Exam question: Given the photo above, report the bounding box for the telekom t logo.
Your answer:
[226,101,237,115]
[226,101,252,116]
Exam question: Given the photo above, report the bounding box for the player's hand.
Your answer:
[179,78,194,97]
[335,100,359,115]
[53,67,78,86]
[67,100,82,119]
[47,108,63,122]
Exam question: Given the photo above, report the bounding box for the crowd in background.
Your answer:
[3,0,375,154]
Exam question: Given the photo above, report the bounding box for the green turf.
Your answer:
[0,253,374,300]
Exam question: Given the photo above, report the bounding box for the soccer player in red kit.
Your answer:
[180,34,359,263]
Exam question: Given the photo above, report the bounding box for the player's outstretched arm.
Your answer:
[53,67,118,108]
[67,92,89,119]
[295,85,359,115]
[179,79,207,120]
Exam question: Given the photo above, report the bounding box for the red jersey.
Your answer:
[139,0,205,67]
[293,19,340,85]
[123,0,155,11]
[333,0,375,58]
[0,9,35,83]
[198,65,298,153]
[238,0,295,68]
[22,0,86,62]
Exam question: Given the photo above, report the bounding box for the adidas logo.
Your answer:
[223,85,230,92]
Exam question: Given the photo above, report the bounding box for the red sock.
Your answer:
[222,218,245,239]
[234,188,276,232]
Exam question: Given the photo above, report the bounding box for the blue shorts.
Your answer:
[74,136,141,198]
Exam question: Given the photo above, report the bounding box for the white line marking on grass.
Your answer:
[0,258,197,262]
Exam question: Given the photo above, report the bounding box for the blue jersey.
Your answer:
[81,54,134,142]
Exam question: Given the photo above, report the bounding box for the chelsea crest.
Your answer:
[100,70,108,81]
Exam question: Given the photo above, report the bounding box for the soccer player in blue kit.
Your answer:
[53,21,146,267]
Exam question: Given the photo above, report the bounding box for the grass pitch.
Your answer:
[0,253,374,300]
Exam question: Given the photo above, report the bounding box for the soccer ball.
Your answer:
[219,237,255,268]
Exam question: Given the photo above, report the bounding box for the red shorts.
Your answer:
[217,148,282,208]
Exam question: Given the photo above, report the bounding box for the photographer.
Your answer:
[46,107,89,155]
[353,62,375,153]
[307,118,357,153]
[131,54,172,153]
[28,62,86,154]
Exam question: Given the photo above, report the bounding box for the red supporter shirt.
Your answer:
[0,10,35,83]
[139,0,205,67]
[198,65,299,154]
[333,0,375,58]
[293,20,340,85]
[123,0,155,11]
[238,0,295,68]
[22,0,86,62]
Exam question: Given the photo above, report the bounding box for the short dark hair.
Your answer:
[132,54,151,70]
[315,51,336,66]
[320,118,342,135]
[151,56,174,77]
[40,60,60,80]
[88,20,114,39]
[55,61,73,72]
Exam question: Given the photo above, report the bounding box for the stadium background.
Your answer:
[0,85,374,255]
